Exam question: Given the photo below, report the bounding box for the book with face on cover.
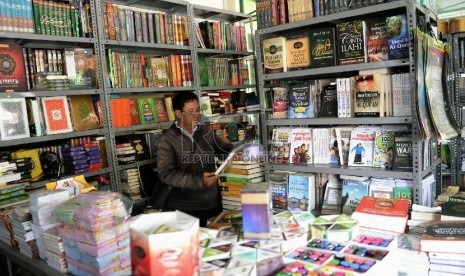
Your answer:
[41,96,73,134]
[0,98,30,141]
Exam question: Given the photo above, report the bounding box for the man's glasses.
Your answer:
[182,109,201,116]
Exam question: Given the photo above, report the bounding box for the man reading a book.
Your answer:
[156,92,234,226]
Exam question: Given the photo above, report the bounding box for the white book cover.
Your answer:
[0,98,30,141]
[313,128,331,164]
[348,127,376,166]
[345,77,352,118]
[289,128,312,164]
[335,127,354,166]
[336,78,345,118]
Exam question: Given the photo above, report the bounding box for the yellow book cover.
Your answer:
[285,31,310,71]
[11,149,43,179]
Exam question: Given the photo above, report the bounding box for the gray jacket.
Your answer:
[156,123,233,211]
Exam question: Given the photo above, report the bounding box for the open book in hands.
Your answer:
[214,142,254,175]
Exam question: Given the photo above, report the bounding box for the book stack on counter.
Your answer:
[219,161,265,210]
[52,191,133,275]
[10,204,39,259]
[407,204,442,235]
[120,168,142,201]
[10,158,34,183]
[396,233,429,276]
[84,142,104,173]
[42,227,67,273]
[420,221,465,276]
[61,146,88,175]
[441,200,465,221]
[0,161,21,186]
[116,143,136,165]
[28,190,69,260]
[0,183,30,210]
[0,209,16,247]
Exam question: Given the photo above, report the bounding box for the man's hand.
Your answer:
[203,172,220,188]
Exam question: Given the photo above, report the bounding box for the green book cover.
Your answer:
[198,55,209,86]
[309,27,336,68]
[393,186,412,206]
[442,201,465,218]
[0,183,29,195]
[137,97,158,124]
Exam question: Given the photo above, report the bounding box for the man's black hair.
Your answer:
[172,91,199,111]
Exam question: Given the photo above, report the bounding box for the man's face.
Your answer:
[178,100,201,131]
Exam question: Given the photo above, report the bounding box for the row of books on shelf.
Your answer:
[201,91,260,117]
[0,44,97,92]
[195,20,247,51]
[271,72,411,119]
[0,0,92,37]
[198,56,250,87]
[257,0,397,29]
[105,51,193,89]
[101,2,189,46]
[0,136,106,186]
[271,125,412,169]
[0,95,102,141]
[263,15,408,72]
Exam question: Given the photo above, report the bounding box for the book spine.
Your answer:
[159,12,166,44]
[118,6,126,41]
[134,10,142,42]
[141,12,148,43]
[147,13,154,43]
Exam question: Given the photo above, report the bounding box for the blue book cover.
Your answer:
[386,14,409,60]
[269,172,288,210]
[288,82,312,119]
[341,179,370,215]
[287,173,315,211]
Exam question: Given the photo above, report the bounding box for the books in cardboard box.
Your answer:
[0,44,27,92]
[0,98,30,141]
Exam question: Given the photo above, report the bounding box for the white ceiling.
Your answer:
[437,0,465,19]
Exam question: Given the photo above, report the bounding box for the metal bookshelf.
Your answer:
[108,87,195,93]
[200,85,256,91]
[103,40,192,52]
[116,158,157,171]
[196,48,254,56]
[192,4,251,22]
[255,0,440,205]
[0,89,101,98]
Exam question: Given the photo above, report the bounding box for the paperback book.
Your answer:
[263,36,286,74]
[309,27,336,68]
[288,82,312,119]
[287,173,316,212]
[348,127,376,167]
[285,31,311,71]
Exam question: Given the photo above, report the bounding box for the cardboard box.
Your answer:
[130,211,199,276]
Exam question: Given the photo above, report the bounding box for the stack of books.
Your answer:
[116,143,136,165]
[120,168,142,201]
[42,227,68,273]
[10,204,39,259]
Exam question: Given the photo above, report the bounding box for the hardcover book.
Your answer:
[386,14,409,60]
[153,97,169,122]
[337,20,367,65]
[0,98,30,141]
[262,36,286,74]
[287,173,316,212]
[68,95,99,131]
[0,44,27,92]
[150,57,169,87]
[290,128,313,164]
[41,96,73,135]
[285,31,311,71]
[353,74,382,117]
[288,82,312,119]
[137,97,158,124]
[319,84,338,117]
[129,98,141,125]
[309,27,336,68]
[366,18,388,62]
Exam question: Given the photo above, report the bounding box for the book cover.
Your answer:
[337,20,367,65]
[153,97,168,122]
[262,36,286,74]
[335,127,354,166]
[341,179,369,215]
[0,98,30,141]
[373,130,394,169]
[64,48,97,88]
[270,127,291,164]
[290,128,313,164]
[353,74,381,117]
[68,95,99,131]
[285,31,311,71]
[348,127,376,167]
[309,27,336,68]
[41,96,73,135]
[441,201,465,219]
[392,132,413,170]
[137,97,158,124]
[164,95,176,121]
[366,17,388,62]
[269,172,288,210]
[288,82,312,119]
[353,196,409,216]
[0,44,27,92]
[287,173,315,212]
[319,84,338,117]
[150,57,169,87]
[386,14,409,60]
[126,134,150,161]
[393,186,412,207]
[321,175,342,214]
[129,98,141,125]
[272,87,288,119]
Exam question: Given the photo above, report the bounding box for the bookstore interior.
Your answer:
[1,0,465,275]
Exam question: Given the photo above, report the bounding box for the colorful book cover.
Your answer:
[288,82,312,119]
[309,27,336,68]
[64,48,97,88]
[0,44,27,92]
[353,74,381,117]
[0,98,30,141]
[290,128,312,164]
[270,127,292,164]
[348,127,376,167]
[150,57,169,87]
[366,17,388,62]
[68,95,99,131]
[285,31,311,71]
[41,96,73,135]
[153,97,168,122]
[272,87,288,119]
[164,95,175,121]
[319,84,338,117]
[386,14,409,60]
[393,186,412,207]
[341,179,370,215]
[373,125,407,168]
[269,172,288,210]
[129,98,141,125]
[287,173,315,212]
[337,20,367,65]
[262,36,286,74]
[137,97,158,124]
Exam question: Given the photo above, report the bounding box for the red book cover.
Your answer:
[355,197,409,217]
[41,96,73,134]
[129,98,141,125]
[153,97,168,122]
[0,44,27,92]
